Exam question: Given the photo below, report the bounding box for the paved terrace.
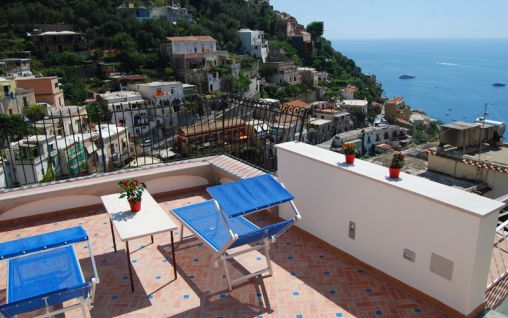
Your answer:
[0,190,447,318]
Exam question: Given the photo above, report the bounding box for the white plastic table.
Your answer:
[101,191,177,291]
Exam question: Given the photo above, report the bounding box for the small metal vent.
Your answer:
[430,253,454,281]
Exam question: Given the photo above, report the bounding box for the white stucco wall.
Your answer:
[276,142,504,315]
[0,162,214,221]
[171,41,216,55]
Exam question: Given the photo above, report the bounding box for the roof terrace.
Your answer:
[0,145,506,318]
[0,98,506,317]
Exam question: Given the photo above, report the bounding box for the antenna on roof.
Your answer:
[478,103,488,161]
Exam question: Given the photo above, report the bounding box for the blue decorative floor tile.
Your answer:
[111,295,118,300]
[162,259,168,263]
[16,234,21,237]
[219,293,226,299]
[101,259,107,264]
[132,259,137,263]
[103,222,107,225]
[296,315,303,318]
[147,295,154,300]
[319,255,324,259]
[94,233,99,237]
[256,257,261,261]
[324,271,330,276]
[414,308,422,313]
[375,310,383,316]
[357,269,364,273]
[193,258,199,262]
[336,314,343,317]
[329,290,336,295]
[292,292,299,296]
[189,275,195,280]
[366,288,372,293]
[288,256,294,260]
[290,272,296,276]
[256,292,262,298]
[155,275,161,280]
[122,275,128,280]
[183,294,190,299]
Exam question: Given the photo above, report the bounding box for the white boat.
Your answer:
[399,74,415,79]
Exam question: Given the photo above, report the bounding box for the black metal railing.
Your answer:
[0,96,308,189]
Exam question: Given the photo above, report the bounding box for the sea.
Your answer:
[332,39,508,137]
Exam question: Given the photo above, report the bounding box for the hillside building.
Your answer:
[27,30,88,57]
[238,29,269,63]
[15,76,65,107]
[117,3,192,24]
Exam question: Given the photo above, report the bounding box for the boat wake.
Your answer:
[437,62,464,67]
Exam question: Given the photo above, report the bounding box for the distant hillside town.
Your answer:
[0,0,506,197]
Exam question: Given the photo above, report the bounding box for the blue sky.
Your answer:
[270,0,508,39]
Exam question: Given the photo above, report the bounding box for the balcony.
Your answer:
[1,98,507,317]
[1,140,506,318]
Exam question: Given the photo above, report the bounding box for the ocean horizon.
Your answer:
[332,38,508,137]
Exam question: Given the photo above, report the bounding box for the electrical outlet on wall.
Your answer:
[349,221,356,240]
[403,248,416,262]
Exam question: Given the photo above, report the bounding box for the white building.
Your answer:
[162,36,217,56]
[97,91,155,138]
[341,85,358,100]
[128,81,185,128]
[117,4,192,24]
[5,135,60,186]
[312,107,353,135]
[128,81,184,106]
[306,118,334,144]
[207,72,221,92]
[263,62,301,85]
[338,99,369,115]
[85,124,130,170]
[332,125,410,154]
[238,29,269,63]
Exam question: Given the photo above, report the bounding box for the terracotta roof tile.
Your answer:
[166,35,216,43]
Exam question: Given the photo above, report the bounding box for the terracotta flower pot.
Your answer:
[389,167,401,178]
[345,153,356,164]
[128,198,142,212]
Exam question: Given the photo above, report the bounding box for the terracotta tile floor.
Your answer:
[0,191,448,318]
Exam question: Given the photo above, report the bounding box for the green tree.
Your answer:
[0,113,38,148]
[306,21,324,40]
[42,158,55,183]
[86,103,111,123]
[235,73,252,94]
[61,77,88,105]
[26,104,45,122]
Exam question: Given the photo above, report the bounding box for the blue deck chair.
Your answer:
[0,226,99,318]
[172,174,301,290]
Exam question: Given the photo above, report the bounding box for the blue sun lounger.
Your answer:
[172,174,301,290]
[0,226,99,318]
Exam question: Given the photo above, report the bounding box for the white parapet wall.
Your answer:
[276,142,505,316]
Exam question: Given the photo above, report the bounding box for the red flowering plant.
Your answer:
[342,143,356,155]
[390,153,405,169]
[118,178,146,204]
